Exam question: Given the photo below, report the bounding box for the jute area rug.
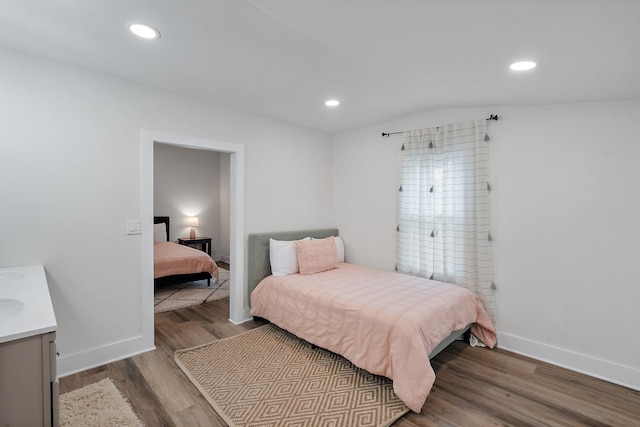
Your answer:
[175,324,409,427]
[59,378,143,427]
[154,266,230,313]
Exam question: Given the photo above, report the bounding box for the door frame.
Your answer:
[141,130,249,348]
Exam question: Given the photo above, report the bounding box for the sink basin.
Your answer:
[0,272,25,281]
[0,298,24,320]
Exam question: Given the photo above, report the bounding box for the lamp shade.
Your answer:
[186,216,199,227]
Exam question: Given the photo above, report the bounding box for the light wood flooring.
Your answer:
[60,298,640,426]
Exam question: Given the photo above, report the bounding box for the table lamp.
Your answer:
[186,216,199,239]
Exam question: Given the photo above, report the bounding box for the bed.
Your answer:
[153,216,219,287]
[248,229,496,413]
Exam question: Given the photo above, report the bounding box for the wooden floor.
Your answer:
[60,298,640,426]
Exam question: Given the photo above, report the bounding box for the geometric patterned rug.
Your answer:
[174,324,409,427]
[154,267,230,314]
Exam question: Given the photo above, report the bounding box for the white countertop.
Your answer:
[0,264,57,344]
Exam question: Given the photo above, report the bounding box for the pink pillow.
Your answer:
[295,236,339,275]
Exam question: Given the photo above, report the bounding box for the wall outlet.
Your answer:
[126,220,142,235]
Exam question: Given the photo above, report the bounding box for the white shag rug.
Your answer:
[154,267,230,314]
[59,378,143,427]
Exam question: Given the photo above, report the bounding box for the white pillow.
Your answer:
[154,223,167,243]
[312,235,345,262]
[334,236,345,262]
[269,237,310,276]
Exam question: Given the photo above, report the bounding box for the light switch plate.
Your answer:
[126,220,142,235]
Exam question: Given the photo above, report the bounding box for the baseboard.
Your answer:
[57,335,155,378]
[214,253,230,264]
[497,332,640,392]
[229,306,253,325]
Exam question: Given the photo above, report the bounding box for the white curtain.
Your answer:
[396,119,496,323]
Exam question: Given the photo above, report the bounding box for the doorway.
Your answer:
[141,130,249,350]
[153,144,229,312]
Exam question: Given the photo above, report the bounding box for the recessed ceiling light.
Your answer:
[325,99,340,107]
[510,61,536,71]
[129,23,161,40]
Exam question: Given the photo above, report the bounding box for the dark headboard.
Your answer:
[154,216,170,241]
[247,228,339,297]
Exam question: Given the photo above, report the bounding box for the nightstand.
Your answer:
[178,237,212,256]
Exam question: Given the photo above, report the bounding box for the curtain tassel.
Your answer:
[429,273,434,280]
[396,225,400,232]
[429,186,434,193]
[491,281,497,290]
[399,184,403,192]
[430,230,435,237]
[429,141,434,149]
[485,133,490,141]
[487,182,492,191]
[488,232,493,241]
[395,265,398,272]
[401,143,405,151]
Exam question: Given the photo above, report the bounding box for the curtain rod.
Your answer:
[381,114,499,137]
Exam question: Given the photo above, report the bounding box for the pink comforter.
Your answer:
[250,263,496,413]
[154,241,219,281]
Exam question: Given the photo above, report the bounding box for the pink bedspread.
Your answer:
[154,241,219,281]
[250,263,496,413]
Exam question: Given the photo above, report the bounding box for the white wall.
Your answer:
[332,99,640,390]
[154,144,230,261]
[0,46,332,375]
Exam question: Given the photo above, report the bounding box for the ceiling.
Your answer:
[1,0,639,133]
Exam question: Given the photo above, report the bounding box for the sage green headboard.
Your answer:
[247,228,339,299]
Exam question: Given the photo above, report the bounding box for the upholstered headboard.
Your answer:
[247,228,339,297]
[154,216,170,241]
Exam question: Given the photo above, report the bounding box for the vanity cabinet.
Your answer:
[0,265,58,427]
[0,331,58,426]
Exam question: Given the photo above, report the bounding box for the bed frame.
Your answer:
[154,216,212,287]
[247,228,470,360]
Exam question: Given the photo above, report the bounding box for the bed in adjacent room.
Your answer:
[153,216,219,287]
[248,228,496,413]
